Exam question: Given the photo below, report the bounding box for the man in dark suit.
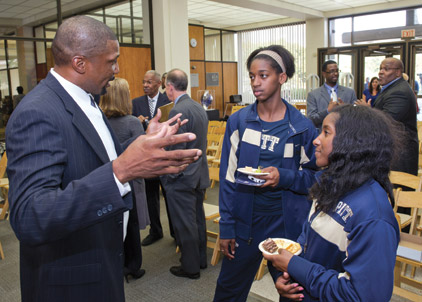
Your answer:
[6,16,201,302]
[161,69,210,279]
[307,60,357,129]
[373,57,418,175]
[132,70,174,246]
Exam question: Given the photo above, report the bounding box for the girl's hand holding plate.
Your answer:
[258,166,279,188]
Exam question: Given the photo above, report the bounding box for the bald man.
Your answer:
[6,16,200,302]
[373,58,418,175]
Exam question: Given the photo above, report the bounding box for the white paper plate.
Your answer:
[259,238,302,256]
[237,167,269,176]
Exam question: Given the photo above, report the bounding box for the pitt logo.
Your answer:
[335,201,353,223]
[261,134,279,152]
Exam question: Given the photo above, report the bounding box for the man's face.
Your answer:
[143,73,160,98]
[323,63,339,86]
[85,40,120,95]
[378,59,401,86]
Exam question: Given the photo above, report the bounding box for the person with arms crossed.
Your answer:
[213,45,318,301]
[6,16,200,302]
[306,60,357,130]
[161,68,210,279]
[264,105,400,302]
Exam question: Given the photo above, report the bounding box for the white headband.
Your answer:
[255,50,286,73]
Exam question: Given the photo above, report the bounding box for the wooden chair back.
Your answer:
[231,105,246,115]
[393,189,422,301]
[389,171,422,231]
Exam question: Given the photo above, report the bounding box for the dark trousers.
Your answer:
[145,178,174,238]
[166,186,207,274]
[214,214,285,302]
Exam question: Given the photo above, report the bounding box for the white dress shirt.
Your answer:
[50,69,130,239]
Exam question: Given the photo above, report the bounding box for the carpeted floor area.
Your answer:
[0,184,420,301]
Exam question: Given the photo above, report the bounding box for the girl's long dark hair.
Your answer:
[309,105,405,213]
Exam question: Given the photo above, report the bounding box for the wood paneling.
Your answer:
[190,61,205,104]
[118,46,151,100]
[205,62,223,115]
[189,25,205,61]
[222,62,238,104]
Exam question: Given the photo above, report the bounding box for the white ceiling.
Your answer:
[0,0,419,35]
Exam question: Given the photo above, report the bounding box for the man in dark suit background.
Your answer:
[132,70,175,246]
[307,60,357,129]
[161,69,210,279]
[373,57,418,175]
[6,16,201,302]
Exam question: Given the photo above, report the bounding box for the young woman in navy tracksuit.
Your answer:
[264,105,401,301]
[213,45,318,301]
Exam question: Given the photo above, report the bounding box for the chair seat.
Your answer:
[397,213,412,229]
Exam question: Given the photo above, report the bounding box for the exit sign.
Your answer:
[402,29,415,38]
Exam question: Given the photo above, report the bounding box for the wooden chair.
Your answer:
[389,171,422,231]
[231,105,246,115]
[293,102,307,115]
[208,120,223,134]
[207,134,222,159]
[393,189,422,301]
[210,217,221,266]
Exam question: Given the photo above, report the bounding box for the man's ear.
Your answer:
[72,56,87,74]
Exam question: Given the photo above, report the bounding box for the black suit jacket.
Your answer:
[132,92,170,130]
[6,72,133,302]
[161,94,210,190]
[373,77,418,174]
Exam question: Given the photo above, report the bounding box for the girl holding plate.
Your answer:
[264,105,400,301]
[213,45,318,301]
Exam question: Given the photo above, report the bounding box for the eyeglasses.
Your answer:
[379,67,400,72]
[324,69,340,74]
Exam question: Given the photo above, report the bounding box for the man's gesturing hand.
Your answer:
[113,131,201,183]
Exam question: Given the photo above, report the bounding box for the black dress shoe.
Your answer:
[170,266,200,279]
[200,264,207,270]
[124,268,145,283]
[141,234,163,246]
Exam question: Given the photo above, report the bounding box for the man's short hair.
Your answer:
[145,70,161,82]
[322,60,337,72]
[166,69,188,91]
[17,86,24,94]
[52,16,117,66]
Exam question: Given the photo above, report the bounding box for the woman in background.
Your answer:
[361,76,380,107]
[264,105,400,302]
[213,45,318,301]
[100,77,149,282]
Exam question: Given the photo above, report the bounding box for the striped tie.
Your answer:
[149,99,155,118]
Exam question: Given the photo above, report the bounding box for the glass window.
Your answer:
[7,40,18,69]
[0,41,6,70]
[354,11,405,31]
[329,17,351,47]
[205,29,221,61]
[222,31,237,62]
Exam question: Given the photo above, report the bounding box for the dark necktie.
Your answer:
[88,94,97,108]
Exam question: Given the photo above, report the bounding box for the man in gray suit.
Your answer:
[307,60,357,129]
[161,68,210,279]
